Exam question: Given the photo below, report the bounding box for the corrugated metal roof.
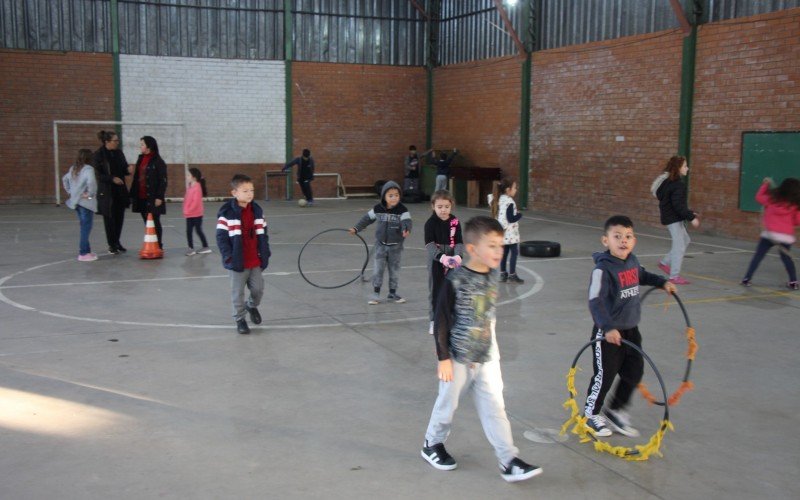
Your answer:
[1,0,798,63]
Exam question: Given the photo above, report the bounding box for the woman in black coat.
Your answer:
[93,130,131,254]
[130,136,168,249]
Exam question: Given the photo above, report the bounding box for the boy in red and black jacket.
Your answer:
[216,174,271,334]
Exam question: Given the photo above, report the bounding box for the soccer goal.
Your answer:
[263,171,347,201]
[53,120,187,205]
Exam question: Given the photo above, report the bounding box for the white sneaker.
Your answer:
[586,414,612,437]
[428,321,434,335]
[197,247,212,254]
[603,408,640,437]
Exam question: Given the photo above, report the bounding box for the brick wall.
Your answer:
[432,56,522,188]
[691,8,800,239]
[0,50,114,203]
[530,30,684,228]
[291,62,427,188]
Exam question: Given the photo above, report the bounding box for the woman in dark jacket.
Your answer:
[93,130,131,254]
[130,136,168,249]
[651,155,700,285]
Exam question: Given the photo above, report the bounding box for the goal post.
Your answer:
[53,120,187,205]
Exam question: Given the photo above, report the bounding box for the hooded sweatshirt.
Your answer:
[352,181,412,245]
[588,250,667,331]
[655,177,695,226]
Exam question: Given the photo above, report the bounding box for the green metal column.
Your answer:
[110,0,122,139]
[284,0,294,200]
[517,0,534,209]
[425,0,440,151]
[677,25,697,162]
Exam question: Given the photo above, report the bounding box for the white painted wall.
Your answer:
[119,55,285,165]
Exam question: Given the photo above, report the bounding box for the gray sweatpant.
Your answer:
[662,221,691,278]
[229,267,264,321]
[373,243,403,290]
[435,175,449,192]
[424,359,519,466]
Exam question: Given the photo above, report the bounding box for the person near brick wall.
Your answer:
[130,136,168,250]
[62,149,98,262]
[431,149,458,192]
[651,155,700,285]
[282,148,315,206]
[741,177,800,290]
[93,130,131,255]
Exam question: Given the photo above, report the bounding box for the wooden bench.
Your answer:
[345,185,378,198]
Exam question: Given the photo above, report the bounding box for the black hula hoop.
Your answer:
[297,228,370,289]
[640,288,696,406]
[565,338,670,459]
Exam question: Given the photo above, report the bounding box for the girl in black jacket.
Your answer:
[651,155,700,285]
[130,136,168,249]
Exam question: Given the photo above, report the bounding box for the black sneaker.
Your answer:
[108,246,120,255]
[236,319,250,334]
[421,442,457,471]
[603,408,640,437]
[500,457,542,482]
[387,293,406,303]
[116,244,127,253]
[788,281,799,291]
[246,305,262,324]
[741,278,752,287]
[499,272,508,282]
[507,273,525,284]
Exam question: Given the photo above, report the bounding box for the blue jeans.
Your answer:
[501,244,518,274]
[744,237,796,282]
[76,205,94,255]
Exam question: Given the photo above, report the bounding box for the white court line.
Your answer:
[516,249,747,264]
[0,255,543,329]
[459,206,753,253]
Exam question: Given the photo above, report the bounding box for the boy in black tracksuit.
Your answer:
[283,148,315,205]
[583,215,676,438]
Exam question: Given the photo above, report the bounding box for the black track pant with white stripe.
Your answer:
[583,326,643,417]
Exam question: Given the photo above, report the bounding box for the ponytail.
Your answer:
[490,177,516,219]
[97,130,116,145]
[188,167,208,196]
[490,182,501,219]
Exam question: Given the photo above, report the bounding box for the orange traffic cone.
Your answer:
[139,213,164,259]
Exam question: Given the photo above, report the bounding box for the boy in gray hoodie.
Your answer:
[583,215,676,438]
[349,181,412,304]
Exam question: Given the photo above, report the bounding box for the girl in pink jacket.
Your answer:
[742,178,800,289]
[184,167,212,256]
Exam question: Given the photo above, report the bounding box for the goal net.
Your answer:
[53,120,187,205]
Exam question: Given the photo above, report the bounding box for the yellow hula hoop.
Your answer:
[560,339,674,461]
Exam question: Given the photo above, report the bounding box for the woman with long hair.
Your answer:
[130,136,168,250]
[93,130,130,254]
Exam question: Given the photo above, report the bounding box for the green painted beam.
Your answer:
[517,0,534,209]
[110,0,122,141]
[677,25,697,162]
[284,0,293,200]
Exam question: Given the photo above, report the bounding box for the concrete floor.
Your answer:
[0,199,798,499]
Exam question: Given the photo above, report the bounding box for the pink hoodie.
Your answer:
[183,182,204,218]
[756,183,800,236]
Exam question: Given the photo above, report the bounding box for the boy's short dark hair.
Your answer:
[302,148,311,157]
[604,215,634,232]
[230,174,252,189]
[464,216,504,245]
[409,145,416,150]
